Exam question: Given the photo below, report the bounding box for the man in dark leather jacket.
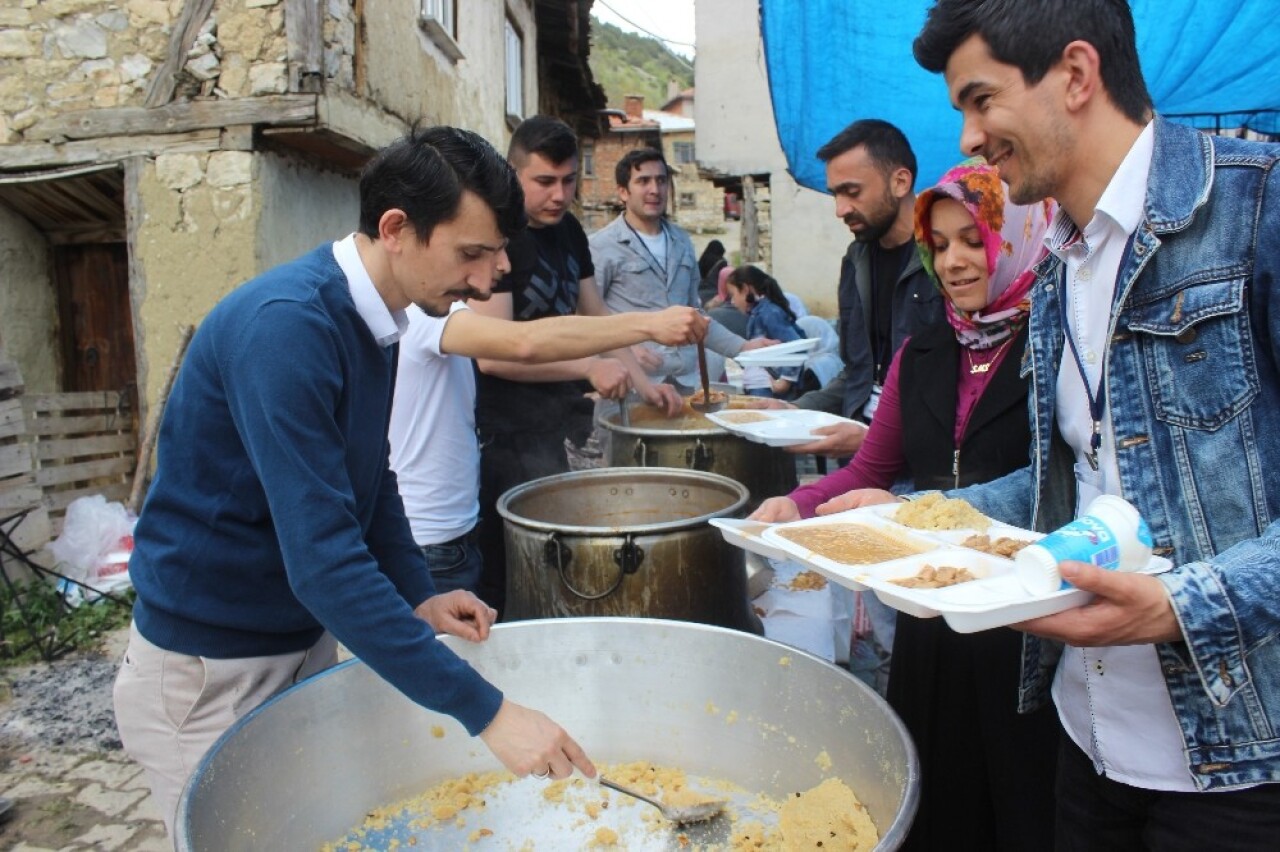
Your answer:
[789,119,945,458]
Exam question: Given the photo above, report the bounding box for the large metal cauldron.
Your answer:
[177,618,919,850]
[500,467,756,631]
[599,408,798,507]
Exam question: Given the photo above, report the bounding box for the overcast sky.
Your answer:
[591,0,697,59]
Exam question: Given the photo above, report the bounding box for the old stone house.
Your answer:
[0,0,603,434]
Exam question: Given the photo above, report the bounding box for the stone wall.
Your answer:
[0,203,55,392]
[134,147,261,407]
[0,0,353,143]
[664,130,726,238]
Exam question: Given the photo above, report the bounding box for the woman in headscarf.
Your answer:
[753,160,1058,851]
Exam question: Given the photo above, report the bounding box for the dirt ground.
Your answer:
[0,627,167,850]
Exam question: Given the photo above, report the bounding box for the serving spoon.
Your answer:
[689,339,726,414]
[599,776,727,824]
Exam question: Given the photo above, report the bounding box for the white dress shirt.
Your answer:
[1046,122,1197,791]
[333,234,408,346]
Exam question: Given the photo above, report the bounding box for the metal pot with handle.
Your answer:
[598,406,797,508]
[499,467,757,631]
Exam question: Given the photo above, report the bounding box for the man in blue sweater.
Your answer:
[114,127,703,842]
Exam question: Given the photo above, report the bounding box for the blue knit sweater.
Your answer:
[130,244,502,735]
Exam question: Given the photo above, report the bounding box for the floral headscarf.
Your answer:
[914,159,1055,349]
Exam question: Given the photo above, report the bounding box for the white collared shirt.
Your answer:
[1046,122,1197,792]
[332,234,408,347]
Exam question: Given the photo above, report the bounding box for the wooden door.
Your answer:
[52,243,136,396]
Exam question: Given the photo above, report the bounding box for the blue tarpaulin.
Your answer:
[760,0,1280,191]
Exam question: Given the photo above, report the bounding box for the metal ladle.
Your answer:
[599,776,727,825]
[688,339,725,413]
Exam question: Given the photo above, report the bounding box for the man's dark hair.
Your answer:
[358,125,526,242]
[816,119,918,184]
[615,147,669,189]
[508,115,579,167]
[913,0,1153,124]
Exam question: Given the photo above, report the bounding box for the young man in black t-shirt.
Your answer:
[470,116,682,615]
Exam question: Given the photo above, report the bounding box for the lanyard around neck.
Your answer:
[1058,284,1105,471]
[624,218,668,278]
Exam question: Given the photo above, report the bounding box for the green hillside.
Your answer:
[588,18,694,110]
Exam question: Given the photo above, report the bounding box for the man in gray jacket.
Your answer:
[590,148,772,389]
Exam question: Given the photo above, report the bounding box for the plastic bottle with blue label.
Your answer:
[1013,495,1154,595]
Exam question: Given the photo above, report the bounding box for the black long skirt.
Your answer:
[887,614,1059,851]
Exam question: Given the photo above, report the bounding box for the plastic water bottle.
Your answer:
[1014,495,1154,595]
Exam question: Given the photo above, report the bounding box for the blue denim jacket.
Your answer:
[954,117,1280,790]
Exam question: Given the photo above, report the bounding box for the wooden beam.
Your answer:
[0,398,25,440]
[34,433,136,461]
[285,0,324,94]
[219,125,255,151]
[0,130,222,170]
[0,443,33,480]
[32,456,134,489]
[24,390,127,412]
[144,0,218,108]
[742,175,759,263]
[27,95,318,142]
[46,225,127,246]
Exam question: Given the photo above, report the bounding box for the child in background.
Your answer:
[725,265,804,398]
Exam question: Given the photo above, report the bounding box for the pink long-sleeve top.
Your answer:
[788,336,1010,518]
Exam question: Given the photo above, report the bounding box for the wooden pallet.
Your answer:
[21,391,136,537]
[0,354,47,583]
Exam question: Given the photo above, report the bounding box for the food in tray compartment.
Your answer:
[962,533,1032,558]
[717,410,772,424]
[889,564,979,588]
[894,492,991,531]
[777,522,933,564]
[788,570,828,591]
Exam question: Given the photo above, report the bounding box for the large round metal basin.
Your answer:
[177,618,918,850]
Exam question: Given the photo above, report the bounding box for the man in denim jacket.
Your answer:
[913,0,1280,847]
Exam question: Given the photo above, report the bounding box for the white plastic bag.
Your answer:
[45,495,137,600]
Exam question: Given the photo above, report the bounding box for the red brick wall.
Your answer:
[577,130,661,233]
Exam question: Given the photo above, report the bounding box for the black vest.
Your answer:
[897,323,1032,491]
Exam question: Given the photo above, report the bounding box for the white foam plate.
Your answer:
[705,409,866,448]
[708,517,791,562]
[754,505,1181,631]
[739,337,820,356]
[927,555,1173,633]
[733,351,809,368]
[769,507,1174,632]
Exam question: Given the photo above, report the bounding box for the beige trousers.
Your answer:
[112,623,338,847]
